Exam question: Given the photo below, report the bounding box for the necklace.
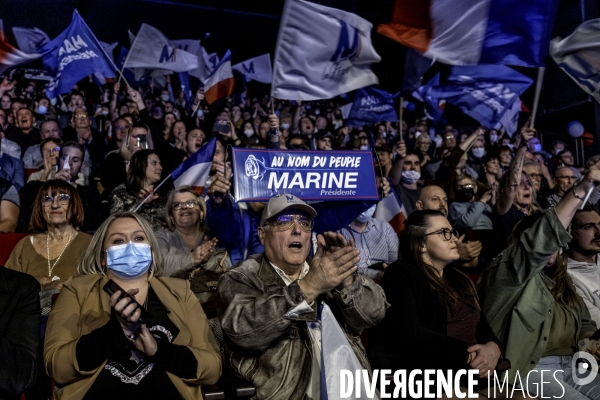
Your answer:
[46,230,77,279]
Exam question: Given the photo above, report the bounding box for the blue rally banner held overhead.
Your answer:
[42,11,117,98]
[232,149,379,202]
[347,86,399,127]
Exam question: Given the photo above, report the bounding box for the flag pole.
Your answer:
[78,11,131,87]
[530,67,545,130]
[398,97,404,142]
[132,174,171,212]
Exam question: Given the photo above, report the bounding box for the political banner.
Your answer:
[232,53,272,84]
[347,86,399,127]
[124,24,198,72]
[12,27,50,54]
[550,18,600,104]
[233,148,379,201]
[415,65,532,129]
[379,0,556,67]
[271,0,381,100]
[41,11,116,98]
[172,39,206,81]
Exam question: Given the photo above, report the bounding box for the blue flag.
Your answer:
[347,86,399,127]
[416,65,532,128]
[178,71,192,108]
[42,11,117,98]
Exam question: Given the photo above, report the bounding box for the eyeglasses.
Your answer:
[424,228,458,241]
[73,114,88,120]
[44,146,61,153]
[528,173,542,179]
[264,214,314,232]
[455,184,474,190]
[444,135,455,140]
[556,176,576,181]
[42,193,70,206]
[114,125,128,131]
[520,179,533,188]
[172,201,198,210]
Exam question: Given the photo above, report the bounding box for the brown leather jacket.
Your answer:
[217,254,388,400]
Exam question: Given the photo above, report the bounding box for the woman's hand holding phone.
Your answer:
[109,288,157,356]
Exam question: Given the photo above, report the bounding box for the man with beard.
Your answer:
[415,185,448,217]
[567,206,600,326]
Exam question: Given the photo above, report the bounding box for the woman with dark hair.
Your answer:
[101,122,154,198]
[6,179,92,290]
[481,165,600,399]
[478,153,502,188]
[368,209,523,399]
[162,112,176,142]
[109,149,169,230]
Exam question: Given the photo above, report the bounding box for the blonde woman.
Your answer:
[44,211,221,399]
[155,186,231,277]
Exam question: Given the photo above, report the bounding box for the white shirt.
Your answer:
[1,137,21,159]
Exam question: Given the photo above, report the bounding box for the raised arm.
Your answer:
[496,121,536,216]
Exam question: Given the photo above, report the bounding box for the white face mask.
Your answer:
[356,205,376,222]
[244,129,254,138]
[401,170,421,184]
[197,109,204,118]
[472,148,485,158]
[281,123,290,130]
[359,145,370,151]
[489,134,498,143]
[161,94,170,102]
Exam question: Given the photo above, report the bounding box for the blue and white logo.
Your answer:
[323,20,362,80]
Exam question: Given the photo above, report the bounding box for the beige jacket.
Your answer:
[44,274,221,399]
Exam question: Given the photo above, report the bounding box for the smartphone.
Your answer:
[103,279,149,325]
[213,120,230,134]
[136,135,148,149]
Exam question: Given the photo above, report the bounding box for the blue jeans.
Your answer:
[522,356,600,399]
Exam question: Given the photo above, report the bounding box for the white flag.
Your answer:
[171,39,206,81]
[272,0,380,100]
[550,18,600,104]
[124,24,198,72]
[203,48,220,80]
[99,41,118,61]
[232,53,272,84]
[128,30,136,46]
[12,27,50,54]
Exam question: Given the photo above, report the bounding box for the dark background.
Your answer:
[1,0,599,159]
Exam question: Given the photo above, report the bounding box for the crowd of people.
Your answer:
[2,67,600,400]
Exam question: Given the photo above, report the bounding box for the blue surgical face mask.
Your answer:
[472,147,485,158]
[401,170,421,184]
[356,205,376,222]
[106,242,152,280]
[37,105,48,115]
[532,143,542,153]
